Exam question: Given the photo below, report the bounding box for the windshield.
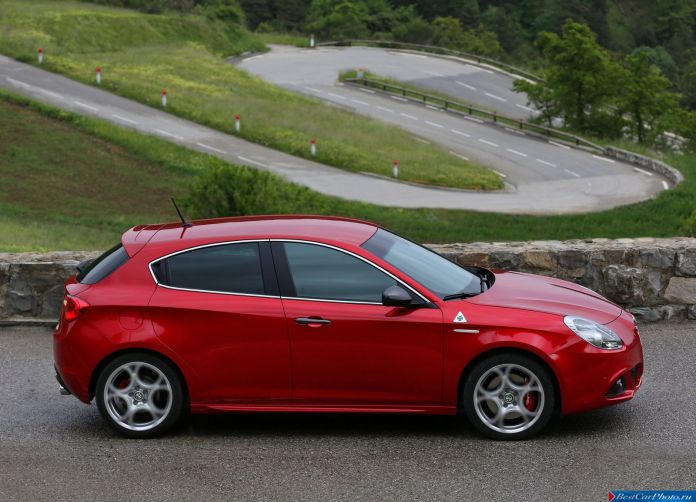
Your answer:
[362,229,479,299]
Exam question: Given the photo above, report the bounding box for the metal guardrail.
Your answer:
[343,77,603,152]
[316,39,542,82]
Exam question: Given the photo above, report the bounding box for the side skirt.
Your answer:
[190,404,457,415]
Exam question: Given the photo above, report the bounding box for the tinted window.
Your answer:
[283,242,396,302]
[362,229,478,298]
[77,244,129,285]
[159,242,265,295]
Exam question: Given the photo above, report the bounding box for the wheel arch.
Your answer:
[89,348,189,404]
[455,347,562,415]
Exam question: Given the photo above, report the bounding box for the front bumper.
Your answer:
[558,311,643,415]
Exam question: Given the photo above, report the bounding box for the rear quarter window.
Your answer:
[77,244,129,284]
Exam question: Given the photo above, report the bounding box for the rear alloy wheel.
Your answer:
[96,353,184,438]
[462,353,555,440]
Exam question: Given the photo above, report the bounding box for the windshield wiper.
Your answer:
[443,290,480,301]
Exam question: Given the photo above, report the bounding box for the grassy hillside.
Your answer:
[2,90,695,253]
[0,0,501,191]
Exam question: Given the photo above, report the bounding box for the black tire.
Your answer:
[96,352,185,438]
[462,352,556,440]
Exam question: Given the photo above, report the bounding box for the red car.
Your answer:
[54,215,643,439]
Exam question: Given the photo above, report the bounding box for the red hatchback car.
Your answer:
[54,215,643,439]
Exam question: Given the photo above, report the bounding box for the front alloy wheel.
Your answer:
[96,353,184,438]
[463,353,555,440]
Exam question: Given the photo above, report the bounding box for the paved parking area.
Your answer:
[0,324,694,501]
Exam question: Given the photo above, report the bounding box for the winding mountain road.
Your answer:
[0,49,667,214]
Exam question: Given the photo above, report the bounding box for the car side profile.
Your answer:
[54,215,643,439]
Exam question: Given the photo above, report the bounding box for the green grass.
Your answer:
[0,0,501,191]
[2,89,696,253]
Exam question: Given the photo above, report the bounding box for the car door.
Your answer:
[148,240,291,403]
[271,240,444,406]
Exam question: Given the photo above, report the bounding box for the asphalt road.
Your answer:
[237,46,668,197]
[0,53,665,214]
[1,323,694,501]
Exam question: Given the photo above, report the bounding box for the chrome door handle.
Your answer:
[295,317,331,325]
[453,328,480,334]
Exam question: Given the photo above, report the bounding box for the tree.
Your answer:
[513,77,558,127]
[618,51,679,143]
[535,20,620,131]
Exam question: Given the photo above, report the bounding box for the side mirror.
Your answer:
[382,285,414,307]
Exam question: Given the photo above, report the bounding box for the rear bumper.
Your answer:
[559,312,643,415]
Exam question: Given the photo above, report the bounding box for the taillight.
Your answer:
[63,295,89,322]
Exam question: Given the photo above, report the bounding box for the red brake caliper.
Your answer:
[523,377,537,411]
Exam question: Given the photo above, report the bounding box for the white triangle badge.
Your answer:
[453,312,467,323]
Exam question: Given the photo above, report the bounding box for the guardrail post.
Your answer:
[468,105,472,115]
[519,121,523,130]
[444,101,448,110]
[493,112,497,123]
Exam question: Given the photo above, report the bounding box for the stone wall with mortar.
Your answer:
[2,238,696,322]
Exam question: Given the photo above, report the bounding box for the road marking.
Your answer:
[464,116,484,124]
[112,114,137,124]
[425,105,440,111]
[304,86,322,93]
[565,168,580,177]
[549,140,571,150]
[633,167,654,176]
[504,127,526,136]
[451,129,471,138]
[516,103,535,112]
[493,170,507,178]
[478,139,499,147]
[593,155,615,164]
[662,180,669,190]
[376,106,394,113]
[196,142,227,154]
[73,100,99,112]
[5,76,31,88]
[536,159,557,167]
[328,92,347,100]
[237,155,267,167]
[350,98,369,106]
[399,112,418,120]
[242,54,264,62]
[155,129,184,140]
[485,92,507,102]
[506,148,527,157]
[416,138,431,144]
[391,95,409,102]
[426,120,444,129]
[36,88,63,99]
[425,70,443,77]
[456,81,476,91]
[449,151,469,161]
[357,87,375,94]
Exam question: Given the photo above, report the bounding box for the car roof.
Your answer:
[123,215,381,255]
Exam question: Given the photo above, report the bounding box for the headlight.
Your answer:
[563,316,623,350]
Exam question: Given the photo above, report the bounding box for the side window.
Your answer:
[155,242,265,295]
[282,242,397,303]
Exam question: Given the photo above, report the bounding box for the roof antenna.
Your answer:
[171,197,193,227]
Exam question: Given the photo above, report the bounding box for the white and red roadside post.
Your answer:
[392,160,399,178]
[95,67,101,85]
[309,34,315,48]
[310,138,316,157]
[37,48,43,64]
[235,115,241,133]
[161,88,167,107]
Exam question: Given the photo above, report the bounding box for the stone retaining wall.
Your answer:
[2,238,696,322]
[604,146,684,185]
